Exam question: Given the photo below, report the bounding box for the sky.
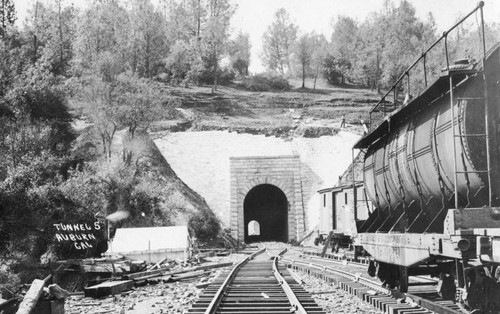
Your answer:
[13,0,500,73]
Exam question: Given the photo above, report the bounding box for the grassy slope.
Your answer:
[150,77,382,138]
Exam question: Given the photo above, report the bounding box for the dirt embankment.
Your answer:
[150,82,379,139]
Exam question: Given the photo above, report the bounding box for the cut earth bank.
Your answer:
[153,130,360,233]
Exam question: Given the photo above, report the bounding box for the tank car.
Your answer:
[353,2,500,311]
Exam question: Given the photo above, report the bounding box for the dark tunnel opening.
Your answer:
[243,184,288,243]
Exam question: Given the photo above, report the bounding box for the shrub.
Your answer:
[242,74,291,91]
[198,68,235,86]
[188,208,221,240]
[0,267,20,294]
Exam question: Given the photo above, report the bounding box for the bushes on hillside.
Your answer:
[242,74,291,91]
[198,68,236,86]
[188,207,221,241]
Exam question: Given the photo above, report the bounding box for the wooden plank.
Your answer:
[170,270,206,281]
[16,275,51,314]
[219,233,236,249]
[321,231,334,257]
[195,282,211,289]
[125,261,232,281]
[130,273,167,282]
[150,257,169,270]
[84,280,134,298]
[297,229,315,245]
[123,268,168,280]
[81,264,125,274]
[189,262,232,272]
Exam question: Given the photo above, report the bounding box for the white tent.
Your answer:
[106,225,191,262]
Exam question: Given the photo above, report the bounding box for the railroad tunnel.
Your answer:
[243,184,288,243]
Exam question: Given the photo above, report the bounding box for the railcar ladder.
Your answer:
[352,149,370,221]
[449,74,492,208]
[448,4,492,209]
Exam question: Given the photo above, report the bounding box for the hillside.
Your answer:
[150,78,381,139]
[148,78,382,231]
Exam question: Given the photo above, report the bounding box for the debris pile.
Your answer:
[1,275,71,314]
[1,248,246,314]
[63,253,249,314]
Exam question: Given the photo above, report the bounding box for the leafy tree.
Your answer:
[229,31,251,76]
[2,65,74,169]
[73,75,118,161]
[128,0,168,78]
[163,0,235,87]
[201,0,235,91]
[293,33,314,88]
[21,1,77,74]
[330,16,358,84]
[262,8,298,75]
[310,33,329,90]
[354,17,383,91]
[0,0,16,38]
[72,1,128,76]
[323,54,351,85]
[112,74,167,139]
[166,0,207,40]
[165,40,192,84]
[0,28,25,97]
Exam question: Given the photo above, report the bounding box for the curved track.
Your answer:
[186,247,325,314]
[287,247,464,314]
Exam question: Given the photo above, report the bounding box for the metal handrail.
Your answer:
[368,1,486,130]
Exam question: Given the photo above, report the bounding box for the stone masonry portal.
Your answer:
[230,155,306,243]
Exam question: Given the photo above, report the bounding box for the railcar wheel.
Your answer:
[464,267,500,311]
[375,262,408,291]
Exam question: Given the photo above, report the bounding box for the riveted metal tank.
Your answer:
[360,46,500,233]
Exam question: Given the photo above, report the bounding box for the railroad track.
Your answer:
[187,246,326,313]
[284,248,463,314]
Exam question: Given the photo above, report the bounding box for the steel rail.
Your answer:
[296,252,369,269]
[203,248,265,314]
[265,247,288,257]
[272,255,308,314]
[294,249,439,285]
[281,257,390,295]
[283,257,460,314]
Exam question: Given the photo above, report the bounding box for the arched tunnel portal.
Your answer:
[243,184,288,243]
[230,156,305,243]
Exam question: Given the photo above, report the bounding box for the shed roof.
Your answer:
[108,226,190,254]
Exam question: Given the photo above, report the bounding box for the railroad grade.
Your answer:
[186,245,326,313]
[283,247,464,314]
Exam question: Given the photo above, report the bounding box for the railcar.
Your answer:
[353,2,500,311]
[318,183,372,249]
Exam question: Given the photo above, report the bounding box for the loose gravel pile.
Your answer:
[294,269,383,314]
